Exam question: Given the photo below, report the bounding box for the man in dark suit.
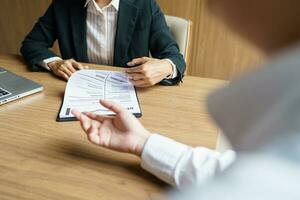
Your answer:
[21,0,186,87]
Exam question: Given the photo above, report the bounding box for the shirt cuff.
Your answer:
[164,59,178,79]
[141,134,189,186]
[39,57,62,71]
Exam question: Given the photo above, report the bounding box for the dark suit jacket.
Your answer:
[20,0,186,85]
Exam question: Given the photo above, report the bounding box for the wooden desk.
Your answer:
[0,54,226,200]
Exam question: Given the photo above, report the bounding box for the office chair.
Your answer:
[165,15,192,73]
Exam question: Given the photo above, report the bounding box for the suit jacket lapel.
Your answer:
[114,0,139,66]
[70,2,89,62]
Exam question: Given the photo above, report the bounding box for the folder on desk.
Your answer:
[57,70,142,122]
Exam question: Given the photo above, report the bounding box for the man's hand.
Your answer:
[72,100,151,156]
[48,59,88,81]
[126,57,174,87]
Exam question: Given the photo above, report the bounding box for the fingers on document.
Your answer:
[131,80,147,87]
[128,73,145,81]
[58,64,83,81]
[131,78,154,87]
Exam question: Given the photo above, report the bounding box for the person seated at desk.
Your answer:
[72,0,300,191]
[20,0,186,87]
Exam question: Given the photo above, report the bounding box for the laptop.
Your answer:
[0,67,43,105]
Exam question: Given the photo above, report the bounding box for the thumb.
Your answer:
[127,57,150,66]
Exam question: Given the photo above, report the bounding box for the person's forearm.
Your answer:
[164,59,178,79]
[140,134,236,189]
[20,2,57,71]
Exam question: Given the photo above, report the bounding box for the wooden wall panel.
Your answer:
[157,0,264,79]
[0,0,263,80]
[0,0,59,56]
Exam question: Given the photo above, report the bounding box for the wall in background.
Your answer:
[157,0,263,79]
[0,0,58,57]
[0,1,50,53]
[0,0,263,80]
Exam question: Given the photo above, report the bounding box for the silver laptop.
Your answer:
[0,67,43,105]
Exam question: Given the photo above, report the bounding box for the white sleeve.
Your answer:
[164,59,178,79]
[141,134,236,189]
[38,56,62,71]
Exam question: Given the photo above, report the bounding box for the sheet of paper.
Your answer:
[58,70,141,120]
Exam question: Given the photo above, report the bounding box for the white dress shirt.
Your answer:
[168,45,300,200]
[86,0,118,66]
[141,134,236,189]
[41,0,177,79]
[169,152,300,200]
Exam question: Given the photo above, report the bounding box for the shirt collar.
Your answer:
[85,0,119,11]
